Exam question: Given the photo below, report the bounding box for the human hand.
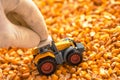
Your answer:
[0,0,49,48]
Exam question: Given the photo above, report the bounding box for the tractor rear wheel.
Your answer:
[66,50,82,65]
[37,57,56,75]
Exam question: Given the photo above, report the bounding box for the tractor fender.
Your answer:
[34,51,55,65]
[63,46,75,62]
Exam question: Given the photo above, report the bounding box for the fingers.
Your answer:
[1,0,20,13]
[0,0,49,48]
[13,0,48,41]
[0,23,40,48]
[0,1,9,25]
[38,36,52,48]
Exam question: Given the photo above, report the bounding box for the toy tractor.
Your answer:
[33,38,84,75]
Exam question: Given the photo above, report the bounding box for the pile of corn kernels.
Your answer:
[0,0,120,80]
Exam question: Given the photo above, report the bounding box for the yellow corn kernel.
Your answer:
[80,62,88,69]
[84,73,91,80]
[51,74,58,80]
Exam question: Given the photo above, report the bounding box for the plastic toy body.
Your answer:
[33,38,84,75]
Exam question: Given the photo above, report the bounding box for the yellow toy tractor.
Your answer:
[33,38,84,75]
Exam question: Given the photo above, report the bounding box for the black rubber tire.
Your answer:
[66,50,82,65]
[37,57,57,75]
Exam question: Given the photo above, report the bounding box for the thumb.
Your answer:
[0,23,40,48]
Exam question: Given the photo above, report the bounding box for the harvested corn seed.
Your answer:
[0,0,120,80]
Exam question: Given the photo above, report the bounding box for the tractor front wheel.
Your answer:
[66,50,82,65]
